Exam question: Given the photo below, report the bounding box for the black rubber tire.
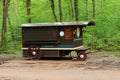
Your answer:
[28,45,42,60]
[77,53,87,61]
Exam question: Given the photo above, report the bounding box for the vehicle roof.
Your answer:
[21,21,95,28]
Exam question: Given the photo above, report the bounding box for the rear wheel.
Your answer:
[77,52,87,61]
[28,45,42,60]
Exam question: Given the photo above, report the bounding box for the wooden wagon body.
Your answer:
[21,21,95,60]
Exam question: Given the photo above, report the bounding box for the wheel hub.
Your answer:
[80,54,84,58]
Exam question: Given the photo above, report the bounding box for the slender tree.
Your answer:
[92,0,96,18]
[6,0,16,47]
[74,0,79,21]
[49,0,58,22]
[58,0,62,22]
[69,0,74,21]
[85,0,88,20]
[100,0,105,8]
[1,0,8,51]
[8,14,16,48]
[26,0,31,23]
[92,0,96,48]
[100,0,103,8]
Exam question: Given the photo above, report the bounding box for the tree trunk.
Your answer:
[1,0,8,51]
[6,0,16,48]
[7,14,16,48]
[100,0,102,7]
[49,0,58,22]
[92,0,96,48]
[70,0,74,21]
[100,0,105,8]
[85,0,88,20]
[58,0,62,22]
[92,0,96,19]
[74,0,79,21]
[26,0,31,23]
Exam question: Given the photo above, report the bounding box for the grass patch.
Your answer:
[95,51,120,56]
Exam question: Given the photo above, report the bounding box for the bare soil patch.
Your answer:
[0,53,120,80]
[1,53,120,70]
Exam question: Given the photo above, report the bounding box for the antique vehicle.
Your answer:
[21,21,95,61]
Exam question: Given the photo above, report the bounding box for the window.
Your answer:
[73,27,81,40]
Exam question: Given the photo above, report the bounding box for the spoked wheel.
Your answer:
[77,52,87,61]
[28,45,42,60]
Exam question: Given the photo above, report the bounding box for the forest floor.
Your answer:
[0,53,120,80]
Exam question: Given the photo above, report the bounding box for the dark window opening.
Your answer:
[73,27,82,40]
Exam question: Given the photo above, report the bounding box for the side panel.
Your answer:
[23,50,28,57]
[74,39,82,47]
[23,50,59,57]
[42,50,59,57]
[22,26,83,58]
[23,27,57,41]
[22,27,59,57]
[22,27,58,47]
[73,27,83,47]
[58,27,73,48]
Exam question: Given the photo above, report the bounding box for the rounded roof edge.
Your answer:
[21,21,95,27]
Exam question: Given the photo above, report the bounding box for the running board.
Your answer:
[22,46,87,50]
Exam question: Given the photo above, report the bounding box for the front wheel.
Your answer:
[77,52,87,61]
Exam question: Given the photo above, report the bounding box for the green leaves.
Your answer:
[0,0,120,54]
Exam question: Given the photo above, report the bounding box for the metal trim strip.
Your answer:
[22,46,84,50]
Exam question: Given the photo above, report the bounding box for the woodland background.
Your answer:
[0,0,120,54]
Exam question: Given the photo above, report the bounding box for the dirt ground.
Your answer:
[0,53,120,80]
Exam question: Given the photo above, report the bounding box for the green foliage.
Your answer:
[96,51,120,56]
[83,0,120,51]
[0,0,120,55]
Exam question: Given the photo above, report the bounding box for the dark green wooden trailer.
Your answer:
[21,21,95,61]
